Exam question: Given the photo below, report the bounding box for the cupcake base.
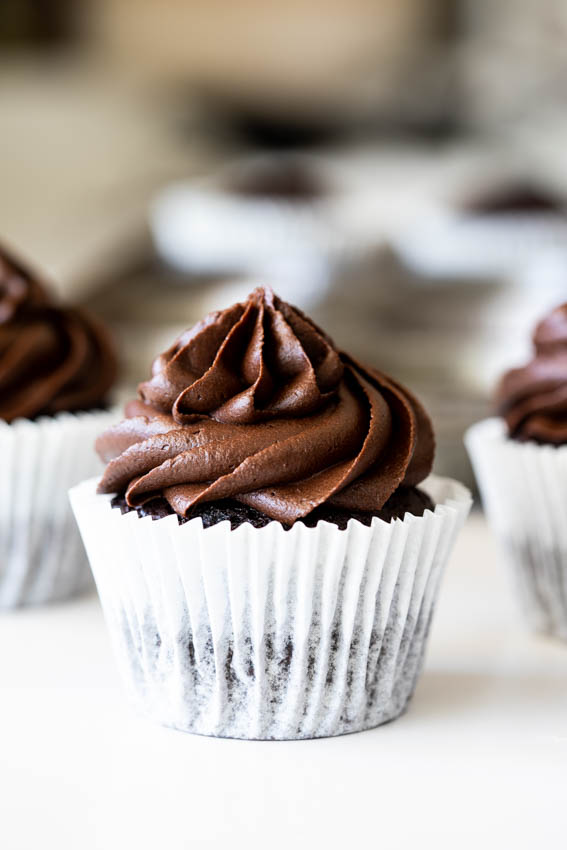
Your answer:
[0,410,118,608]
[505,538,567,640]
[71,475,470,739]
[111,486,434,530]
[3,517,92,607]
[466,417,567,640]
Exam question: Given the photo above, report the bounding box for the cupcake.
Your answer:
[70,287,470,739]
[463,182,566,217]
[466,302,567,639]
[150,154,341,307]
[394,176,567,280]
[0,244,118,607]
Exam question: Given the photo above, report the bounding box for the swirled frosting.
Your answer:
[97,287,434,524]
[0,246,117,422]
[496,302,567,443]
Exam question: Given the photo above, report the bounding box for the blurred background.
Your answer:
[3,0,567,484]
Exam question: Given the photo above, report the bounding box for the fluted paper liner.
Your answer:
[395,213,567,278]
[0,410,118,608]
[466,418,567,639]
[151,178,347,307]
[70,475,470,739]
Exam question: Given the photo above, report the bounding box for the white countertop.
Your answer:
[1,512,565,850]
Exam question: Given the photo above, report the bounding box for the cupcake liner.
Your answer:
[151,184,337,307]
[70,475,470,739]
[465,418,567,639]
[150,158,350,308]
[0,410,119,608]
[393,212,567,279]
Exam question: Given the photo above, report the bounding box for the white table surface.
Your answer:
[1,511,565,850]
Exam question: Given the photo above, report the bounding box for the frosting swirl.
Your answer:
[0,245,117,423]
[496,302,567,444]
[97,287,434,524]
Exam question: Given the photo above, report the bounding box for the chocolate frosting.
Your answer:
[97,288,434,524]
[496,302,567,443]
[0,246,117,423]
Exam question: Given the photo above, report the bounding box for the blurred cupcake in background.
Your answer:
[71,285,470,740]
[150,154,349,308]
[466,302,567,639]
[394,171,567,281]
[0,244,118,608]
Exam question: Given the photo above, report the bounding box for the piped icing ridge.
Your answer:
[0,245,116,422]
[496,302,567,444]
[97,287,434,524]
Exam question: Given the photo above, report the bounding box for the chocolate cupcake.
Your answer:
[0,244,117,607]
[394,175,567,280]
[151,155,340,307]
[466,302,567,639]
[71,287,470,739]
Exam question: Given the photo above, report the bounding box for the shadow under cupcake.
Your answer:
[71,286,470,739]
[466,302,567,640]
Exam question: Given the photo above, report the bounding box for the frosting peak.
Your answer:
[97,287,434,524]
[139,287,344,425]
[496,301,567,443]
[533,303,567,355]
[0,245,117,423]
[0,252,47,323]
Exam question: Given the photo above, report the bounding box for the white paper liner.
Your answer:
[393,212,567,279]
[466,418,567,639]
[71,475,470,739]
[150,175,349,308]
[0,409,119,608]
